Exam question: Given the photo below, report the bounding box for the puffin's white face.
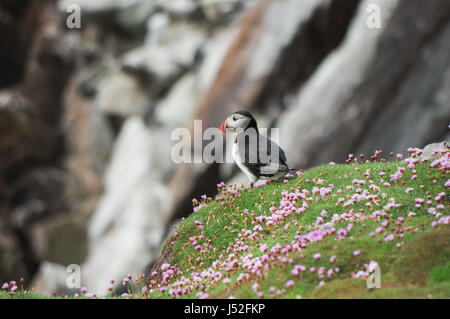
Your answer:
[220,113,252,135]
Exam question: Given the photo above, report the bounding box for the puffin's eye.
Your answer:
[232,116,237,121]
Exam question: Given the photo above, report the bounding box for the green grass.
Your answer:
[2,150,449,299]
[147,154,449,299]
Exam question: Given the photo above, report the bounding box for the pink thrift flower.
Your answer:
[327,269,335,278]
[285,280,295,288]
[161,263,170,271]
[368,261,379,272]
[313,253,321,260]
[260,244,268,252]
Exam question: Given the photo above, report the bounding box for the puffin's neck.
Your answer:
[244,119,258,133]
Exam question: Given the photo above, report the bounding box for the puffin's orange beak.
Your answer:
[220,119,227,135]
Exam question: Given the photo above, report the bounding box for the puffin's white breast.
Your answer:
[232,136,257,183]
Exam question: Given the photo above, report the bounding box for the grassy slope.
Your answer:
[1,151,449,299]
[149,155,449,299]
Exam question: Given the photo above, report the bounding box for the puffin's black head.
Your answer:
[220,110,258,135]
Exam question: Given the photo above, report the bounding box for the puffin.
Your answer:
[220,110,294,188]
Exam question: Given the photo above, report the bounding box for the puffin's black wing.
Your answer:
[237,129,289,178]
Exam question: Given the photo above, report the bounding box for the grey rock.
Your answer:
[278,0,450,169]
[31,262,73,296]
[30,215,88,266]
[201,0,243,22]
[159,0,199,16]
[155,72,200,127]
[122,20,207,90]
[355,15,450,156]
[58,0,141,15]
[194,0,335,131]
[96,70,149,117]
[197,26,239,92]
[81,117,175,294]
[83,181,167,294]
[421,142,449,159]
[116,1,157,33]
[0,224,26,283]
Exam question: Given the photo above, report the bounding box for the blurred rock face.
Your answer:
[0,0,79,284]
[0,0,449,295]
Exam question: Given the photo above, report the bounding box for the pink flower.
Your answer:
[327,269,335,278]
[330,255,336,263]
[368,261,379,272]
[353,250,360,256]
[259,244,268,252]
[161,263,170,271]
[223,278,231,284]
[385,234,394,242]
[313,253,321,260]
[285,280,295,288]
[337,228,348,237]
